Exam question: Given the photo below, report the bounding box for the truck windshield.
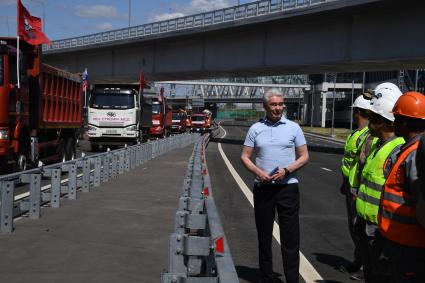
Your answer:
[192,116,205,121]
[0,56,3,86]
[172,113,180,120]
[152,104,161,114]
[90,93,134,109]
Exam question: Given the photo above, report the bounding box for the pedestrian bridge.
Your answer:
[43,0,425,82]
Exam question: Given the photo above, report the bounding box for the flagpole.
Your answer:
[16,0,20,89]
[17,35,20,89]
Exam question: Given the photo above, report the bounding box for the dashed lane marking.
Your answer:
[320,167,333,172]
[217,126,324,283]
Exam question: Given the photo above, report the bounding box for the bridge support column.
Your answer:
[321,91,327,128]
[305,84,322,127]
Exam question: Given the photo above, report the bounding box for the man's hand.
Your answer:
[270,168,286,182]
[258,170,273,183]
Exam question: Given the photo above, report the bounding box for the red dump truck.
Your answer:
[0,38,82,172]
[144,88,172,138]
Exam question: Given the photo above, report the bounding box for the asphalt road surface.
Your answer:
[207,122,360,283]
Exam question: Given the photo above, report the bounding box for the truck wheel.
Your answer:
[59,138,66,162]
[65,138,76,161]
[17,134,30,171]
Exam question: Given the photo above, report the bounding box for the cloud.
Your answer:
[150,0,232,22]
[94,22,113,31]
[73,5,126,19]
[0,0,15,5]
[151,12,185,22]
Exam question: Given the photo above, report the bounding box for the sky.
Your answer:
[0,0,254,40]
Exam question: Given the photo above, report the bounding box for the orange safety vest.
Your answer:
[378,139,425,248]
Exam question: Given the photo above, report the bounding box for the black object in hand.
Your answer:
[269,167,279,176]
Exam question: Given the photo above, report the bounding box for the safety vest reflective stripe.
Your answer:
[382,191,414,207]
[379,139,425,248]
[381,209,418,225]
[348,136,378,189]
[341,127,369,177]
[357,191,380,206]
[356,137,405,224]
[360,178,383,193]
[356,128,370,147]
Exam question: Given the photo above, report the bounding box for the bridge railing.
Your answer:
[0,133,198,234]
[43,0,334,52]
[162,130,239,283]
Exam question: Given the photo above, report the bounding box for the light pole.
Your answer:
[128,0,132,27]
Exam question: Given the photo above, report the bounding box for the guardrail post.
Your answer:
[111,153,118,178]
[130,147,136,169]
[20,174,41,219]
[50,168,61,208]
[102,155,110,183]
[94,157,101,187]
[118,151,125,174]
[1,181,15,233]
[66,164,77,200]
[125,150,131,172]
[82,159,91,192]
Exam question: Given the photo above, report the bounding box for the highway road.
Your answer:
[207,122,360,283]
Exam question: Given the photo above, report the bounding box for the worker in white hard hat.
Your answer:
[339,95,372,279]
[354,83,405,282]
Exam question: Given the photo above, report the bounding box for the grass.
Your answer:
[301,126,351,141]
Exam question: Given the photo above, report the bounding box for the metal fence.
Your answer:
[43,0,334,52]
[0,133,199,234]
[162,133,239,283]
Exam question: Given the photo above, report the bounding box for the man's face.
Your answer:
[264,96,285,122]
[393,115,407,137]
[368,112,386,137]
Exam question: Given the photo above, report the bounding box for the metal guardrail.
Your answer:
[43,0,333,52]
[0,133,199,234]
[162,131,239,283]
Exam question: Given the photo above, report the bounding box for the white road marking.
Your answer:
[217,126,323,283]
[320,167,333,172]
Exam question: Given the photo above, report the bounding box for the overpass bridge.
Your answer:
[43,0,425,82]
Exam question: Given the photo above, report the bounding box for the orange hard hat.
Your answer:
[392,91,425,119]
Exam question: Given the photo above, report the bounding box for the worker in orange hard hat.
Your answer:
[377,91,425,282]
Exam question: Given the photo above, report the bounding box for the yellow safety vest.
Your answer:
[356,137,405,224]
[348,135,379,188]
[341,127,369,178]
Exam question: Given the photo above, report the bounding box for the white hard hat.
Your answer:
[363,82,401,99]
[352,95,371,110]
[369,87,403,121]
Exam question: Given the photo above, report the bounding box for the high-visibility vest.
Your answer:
[356,137,405,223]
[341,127,369,178]
[379,139,425,248]
[348,135,379,188]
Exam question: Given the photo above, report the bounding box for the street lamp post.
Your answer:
[128,0,132,27]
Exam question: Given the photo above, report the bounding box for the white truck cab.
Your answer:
[87,85,151,150]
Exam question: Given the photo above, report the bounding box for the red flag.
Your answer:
[139,71,146,94]
[17,0,51,45]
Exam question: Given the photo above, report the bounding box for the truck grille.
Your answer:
[99,122,124,127]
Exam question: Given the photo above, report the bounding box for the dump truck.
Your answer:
[0,38,82,173]
[171,109,188,134]
[87,83,152,150]
[144,88,172,138]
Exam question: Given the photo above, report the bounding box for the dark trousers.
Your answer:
[355,218,390,283]
[341,177,362,269]
[382,237,425,283]
[253,183,300,283]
